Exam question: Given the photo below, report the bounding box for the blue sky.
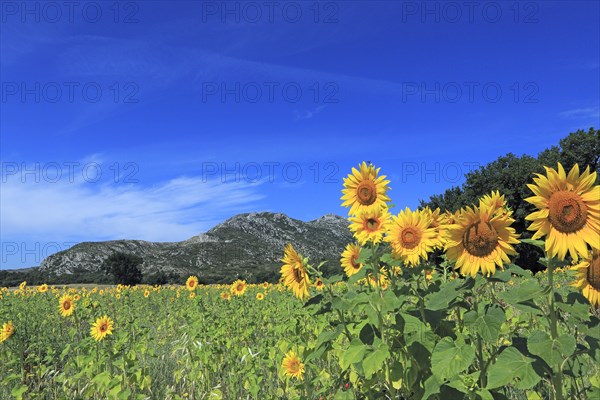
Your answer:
[1,1,599,269]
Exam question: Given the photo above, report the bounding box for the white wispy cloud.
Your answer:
[558,107,600,120]
[1,159,265,243]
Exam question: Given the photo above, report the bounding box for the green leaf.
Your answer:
[340,340,368,370]
[486,347,541,390]
[521,238,545,250]
[498,279,544,303]
[11,385,27,400]
[431,337,476,381]
[421,375,441,400]
[362,344,390,379]
[424,280,461,311]
[527,331,576,367]
[357,248,373,264]
[464,305,505,342]
[359,323,380,346]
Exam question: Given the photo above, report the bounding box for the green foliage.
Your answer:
[102,252,143,285]
[420,127,599,272]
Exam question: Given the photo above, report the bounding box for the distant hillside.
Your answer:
[28,212,352,284]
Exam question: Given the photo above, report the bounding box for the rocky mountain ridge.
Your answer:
[39,212,353,282]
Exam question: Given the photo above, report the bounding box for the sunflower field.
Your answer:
[1,162,599,400]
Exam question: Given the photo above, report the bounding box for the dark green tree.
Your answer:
[420,127,598,272]
[102,252,143,285]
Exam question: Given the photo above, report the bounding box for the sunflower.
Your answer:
[58,294,75,317]
[0,321,14,343]
[282,350,305,380]
[571,249,600,308]
[221,291,231,301]
[385,208,437,266]
[314,278,324,291]
[341,162,391,216]
[349,207,391,245]
[480,190,512,218]
[90,315,114,342]
[37,284,48,293]
[340,243,363,277]
[256,292,265,301]
[262,282,269,289]
[525,163,599,261]
[144,289,150,298]
[422,207,447,249]
[230,279,247,296]
[445,203,520,277]
[280,244,311,300]
[186,276,199,291]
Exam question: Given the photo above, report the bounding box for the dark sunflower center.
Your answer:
[356,181,377,206]
[236,284,244,291]
[292,266,305,283]
[289,360,300,373]
[365,218,380,231]
[351,255,360,270]
[587,252,600,290]
[464,220,499,257]
[63,302,71,310]
[100,323,107,333]
[401,227,421,249]
[548,191,587,233]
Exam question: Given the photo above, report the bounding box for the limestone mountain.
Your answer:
[39,212,353,283]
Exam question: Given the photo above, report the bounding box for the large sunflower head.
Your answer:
[341,162,391,216]
[348,207,391,245]
[445,203,520,277]
[525,163,599,261]
[384,207,437,266]
[58,294,75,318]
[282,350,305,380]
[571,249,600,308]
[0,321,14,343]
[340,243,363,277]
[280,244,311,300]
[186,276,199,291]
[230,279,247,296]
[90,315,114,342]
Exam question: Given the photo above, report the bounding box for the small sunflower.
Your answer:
[221,291,231,301]
[37,284,48,293]
[341,162,391,216]
[90,315,114,341]
[480,190,512,218]
[282,350,305,380]
[525,163,599,261]
[385,208,437,266]
[262,282,269,289]
[58,294,75,317]
[280,244,311,300]
[0,321,14,343]
[186,276,199,291]
[144,289,150,298]
[314,278,324,291]
[571,249,600,308]
[189,292,196,299]
[230,279,247,296]
[445,203,520,277]
[256,292,265,301]
[340,243,363,277]
[349,207,391,245]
